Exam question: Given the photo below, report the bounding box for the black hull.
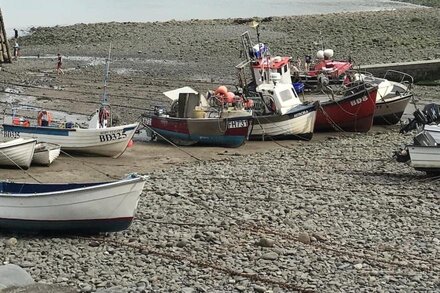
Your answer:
[373,111,405,125]
[249,132,313,141]
[0,217,133,235]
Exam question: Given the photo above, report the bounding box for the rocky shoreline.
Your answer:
[15,8,440,83]
[0,6,440,293]
[1,131,439,292]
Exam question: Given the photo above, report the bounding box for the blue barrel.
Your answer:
[293,82,304,93]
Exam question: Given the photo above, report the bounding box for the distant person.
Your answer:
[305,55,312,71]
[37,110,51,126]
[13,42,20,60]
[56,53,64,75]
[14,28,18,39]
[296,56,302,71]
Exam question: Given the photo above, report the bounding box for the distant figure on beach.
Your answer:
[291,59,300,80]
[296,56,302,71]
[37,110,51,126]
[305,55,312,71]
[13,42,20,60]
[14,28,18,39]
[56,53,64,75]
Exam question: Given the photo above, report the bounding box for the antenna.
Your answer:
[102,43,112,106]
[250,21,260,44]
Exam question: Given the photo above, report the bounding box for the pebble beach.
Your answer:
[0,4,440,293]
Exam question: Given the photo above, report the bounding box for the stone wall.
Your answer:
[359,60,440,82]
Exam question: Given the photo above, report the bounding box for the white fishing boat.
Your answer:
[248,79,317,140]
[356,70,413,125]
[423,124,440,143]
[2,118,138,158]
[405,131,440,173]
[0,138,36,169]
[2,48,138,158]
[32,142,61,166]
[407,144,440,173]
[236,32,317,140]
[0,174,147,234]
[394,131,440,173]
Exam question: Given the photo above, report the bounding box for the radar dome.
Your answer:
[324,49,334,59]
[316,50,324,59]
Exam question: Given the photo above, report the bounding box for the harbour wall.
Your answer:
[359,59,440,82]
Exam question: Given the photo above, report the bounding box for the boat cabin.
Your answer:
[162,87,252,119]
[256,76,303,116]
[251,56,292,86]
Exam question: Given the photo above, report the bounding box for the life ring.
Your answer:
[12,117,30,127]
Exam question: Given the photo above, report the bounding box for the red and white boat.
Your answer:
[353,70,414,125]
[294,49,413,125]
[311,83,378,132]
[242,36,377,132]
[298,49,352,89]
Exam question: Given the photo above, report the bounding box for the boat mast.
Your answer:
[102,44,111,107]
[101,44,112,125]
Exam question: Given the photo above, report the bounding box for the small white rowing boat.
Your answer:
[32,142,61,166]
[0,138,37,169]
[0,173,147,234]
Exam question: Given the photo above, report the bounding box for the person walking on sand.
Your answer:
[13,42,20,60]
[56,53,64,75]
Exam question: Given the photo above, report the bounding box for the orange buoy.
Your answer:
[225,91,235,103]
[245,99,254,108]
[215,85,228,96]
[127,139,134,148]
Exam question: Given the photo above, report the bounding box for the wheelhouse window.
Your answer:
[279,89,293,102]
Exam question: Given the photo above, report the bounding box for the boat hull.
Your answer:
[2,123,139,158]
[314,85,377,132]
[145,115,253,147]
[250,103,316,140]
[424,125,440,144]
[32,143,61,166]
[374,94,412,125]
[408,145,440,173]
[0,175,146,234]
[0,138,36,169]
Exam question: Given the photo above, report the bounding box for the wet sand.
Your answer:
[0,5,437,198]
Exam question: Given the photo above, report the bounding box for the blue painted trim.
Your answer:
[0,217,134,234]
[3,124,71,136]
[123,126,137,132]
[152,128,246,147]
[0,181,109,193]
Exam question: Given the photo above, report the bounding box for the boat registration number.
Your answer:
[228,120,248,129]
[3,131,20,139]
[350,96,368,107]
[143,117,152,126]
[99,131,127,142]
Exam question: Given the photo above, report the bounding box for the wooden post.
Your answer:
[0,8,12,63]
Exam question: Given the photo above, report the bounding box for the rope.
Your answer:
[77,236,314,293]
[139,119,202,162]
[0,146,42,183]
[59,149,120,180]
[174,194,439,272]
[251,104,316,142]
[252,115,293,149]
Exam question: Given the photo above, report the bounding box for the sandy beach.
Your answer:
[0,6,439,293]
